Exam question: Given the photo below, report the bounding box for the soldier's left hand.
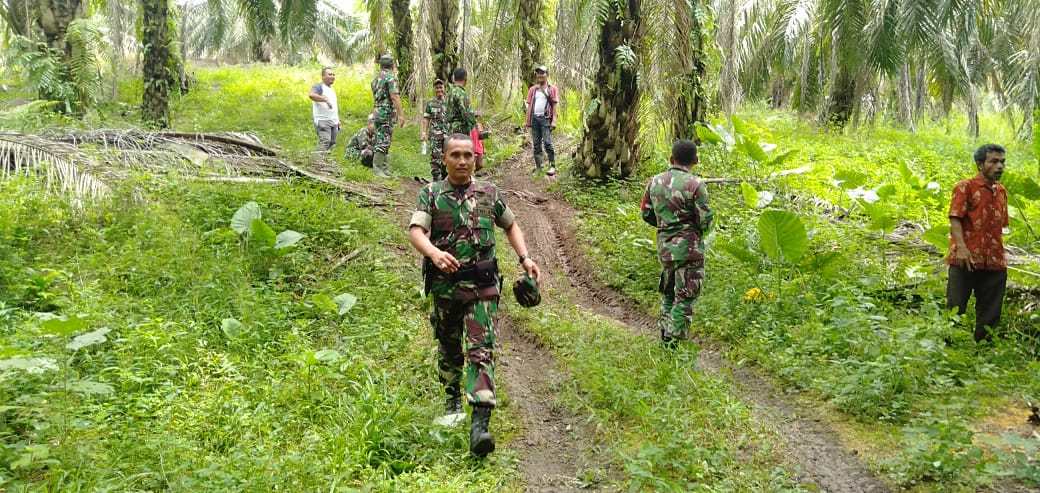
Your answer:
[522,258,542,285]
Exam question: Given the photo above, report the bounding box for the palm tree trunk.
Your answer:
[32,0,88,110]
[896,63,913,129]
[518,0,544,89]
[670,0,708,140]
[428,0,459,84]
[141,0,172,128]
[577,0,644,179]
[391,0,413,93]
[827,69,856,126]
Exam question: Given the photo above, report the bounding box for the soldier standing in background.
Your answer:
[445,68,481,138]
[371,54,406,178]
[641,140,715,347]
[422,79,448,181]
[408,133,542,456]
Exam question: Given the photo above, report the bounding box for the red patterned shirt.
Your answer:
[946,175,1008,270]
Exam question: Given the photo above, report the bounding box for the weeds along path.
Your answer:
[487,148,891,493]
[395,167,607,492]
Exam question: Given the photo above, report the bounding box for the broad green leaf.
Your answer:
[858,199,897,233]
[313,349,342,362]
[274,230,303,251]
[720,239,762,269]
[740,182,758,208]
[311,294,338,313]
[695,125,722,145]
[770,165,811,177]
[801,251,843,279]
[768,150,799,168]
[231,201,261,235]
[898,161,922,189]
[66,327,111,351]
[1002,171,1040,201]
[40,314,88,336]
[876,184,898,201]
[221,318,244,338]
[251,218,277,247]
[834,169,868,190]
[923,225,951,253]
[68,380,114,395]
[334,293,358,315]
[731,115,749,136]
[758,210,808,262]
[741,137,768,163]
[0,357,58,373]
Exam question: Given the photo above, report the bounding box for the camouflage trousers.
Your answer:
[373,114,395,154]
[429,133,446,180]
[657,261,704,340]
[431,296,498,408]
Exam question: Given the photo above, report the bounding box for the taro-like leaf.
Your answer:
[696,125,723,145]
[231,201,261,235]
[313,349,342,362]
[66,327,111,351]
[69,380,114,395]
[740,182,758,208]
[274,230,303,251]
[1002,171,1040,201]
[221,318,244,338]
[923,225,951,253]
[758,210,808,262]
[333,293,358,315]
[311,294,338,313]
[834,169,868,190]
[251,218,277,247]
[0,357,58,374]
[40,314,89,336]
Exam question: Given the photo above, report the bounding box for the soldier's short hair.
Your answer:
[974,143,1005,164]
[444,133,472,149]
[433,79,445,87]
[453,68,468,82]
[672,139,698,166]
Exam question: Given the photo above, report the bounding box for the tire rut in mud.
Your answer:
[490,148,891,493]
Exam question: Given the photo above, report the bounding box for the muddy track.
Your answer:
[486,145,892,493]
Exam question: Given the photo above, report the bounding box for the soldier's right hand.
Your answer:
[432,250,459,274]
[421,133,427,142]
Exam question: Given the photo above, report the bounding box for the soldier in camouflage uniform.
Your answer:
[344,115,375,168]
[422,79,448,181]
[445,67,481,136]
[409,133,542,456]
[640,139,715,347]
[371,54,406,178]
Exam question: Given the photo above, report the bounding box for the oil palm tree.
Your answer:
[141,0,173,128]
[576,0,646,178]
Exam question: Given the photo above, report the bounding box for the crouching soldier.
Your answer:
[345,115,376,168]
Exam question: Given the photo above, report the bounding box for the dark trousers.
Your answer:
[530,115,555,168]
[946,265,1007,342]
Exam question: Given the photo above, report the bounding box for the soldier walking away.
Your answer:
[946,144,1009,343]
[524,65,559,175]
[371,54,406,178]
[345,114,376,169]
[445,68,481,137]
[408,133,542,456]
[422,79,448,181]
[308,67,341,166]
[641,140,715,348]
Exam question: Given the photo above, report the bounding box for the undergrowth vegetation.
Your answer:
[563,108,1040,488]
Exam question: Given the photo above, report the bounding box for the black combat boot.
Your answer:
[469,407,495,456]
[444,384,462,414]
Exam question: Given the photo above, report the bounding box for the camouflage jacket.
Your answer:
[423,97,448,137]
[640,166,715,264]
[371,69,399,115]
[445,84,478,134]
[345,127,373,159]
[410,180,516,301]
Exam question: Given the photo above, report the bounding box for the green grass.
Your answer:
[562,107,1040,489]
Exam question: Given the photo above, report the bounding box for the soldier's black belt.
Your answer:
[423,258,499,294]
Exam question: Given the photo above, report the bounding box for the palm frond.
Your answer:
[0,133,109,198]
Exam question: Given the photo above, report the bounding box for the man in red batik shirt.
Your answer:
[946,143,1009,342]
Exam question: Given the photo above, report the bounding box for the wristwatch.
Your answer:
[518,254,531,264]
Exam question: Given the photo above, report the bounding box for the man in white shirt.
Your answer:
[524,65,560,176]
[308,67,341,160]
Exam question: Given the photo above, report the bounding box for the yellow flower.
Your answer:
[744,287,764,302]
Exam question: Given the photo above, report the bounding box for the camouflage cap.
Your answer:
[513,274,541,308]
[378,54,394,64]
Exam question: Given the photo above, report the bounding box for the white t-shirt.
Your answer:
[311,83,339,124]
[532,87,549,116]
